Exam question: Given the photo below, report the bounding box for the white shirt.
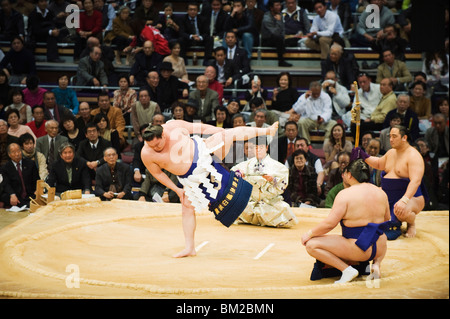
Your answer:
[310,10,344,37]
[47,135,55,145]
[90,140,99,149]
[292,90,333,122]
[352,82,382,120]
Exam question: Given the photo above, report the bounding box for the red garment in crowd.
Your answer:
[130,25,171,56]
[208,80,224,105]
[76,10,103,35]
[26,120,47,138]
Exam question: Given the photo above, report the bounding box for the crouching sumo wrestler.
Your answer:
[301,159,390,284]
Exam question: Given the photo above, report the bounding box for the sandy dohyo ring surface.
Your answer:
[0,197,448,299]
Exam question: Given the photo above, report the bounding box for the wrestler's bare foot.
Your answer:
[173,248,197,258]
[405,212,416,238]
[267,122,279,136]
[405,223,416,238]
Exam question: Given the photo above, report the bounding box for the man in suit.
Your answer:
[209,46,241,88]
[76,122,112,181]
[188,75,219,122]
[270,120,300,164]
[223,0,257,59]
[95,147,132,201]
[76,46,109,88]
[376,49,412,91]
[41,91,73,123]
[0,143,39,207]
[0,0,25,42]
[200,0,228,40]
[224,31,252,87]
[90,91,126,148]
[47,142,91,195]
[129,40,163,87]
[35,120,68,171]
[178,2,213,66]
[27,0,65,63]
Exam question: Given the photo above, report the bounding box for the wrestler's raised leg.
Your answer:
[173,194,197,258]
[205,122,279,160]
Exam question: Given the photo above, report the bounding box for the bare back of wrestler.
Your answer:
[301,160,390,284]
[141,120,279,257]
[361,126,425,238]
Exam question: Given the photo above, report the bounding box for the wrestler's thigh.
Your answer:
[308,235,370,261]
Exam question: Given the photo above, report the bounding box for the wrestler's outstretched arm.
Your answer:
[364,150,388,170]
[207,122,279,160]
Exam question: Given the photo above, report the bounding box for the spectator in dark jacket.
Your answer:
[320,43,359,89]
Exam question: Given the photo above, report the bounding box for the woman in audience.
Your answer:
[270,71,299,113]
[5,88,32,124]
[19,132,49,181]
[52,75,79,115]
[112,74,137,126]
[207,106,232,128]
[323,123,353,171]
[170,101,186,121]
[5,108,36,140]
[410,81,432,120]
[409,80,432,132]
[104,5,135,66]
[163,41,189,84]
[93,113,121,158]
[156,2,181,43]
[287,149,320,207]
[60,115,86,152]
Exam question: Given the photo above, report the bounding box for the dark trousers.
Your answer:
[179,36,214,64]
[29,29,68,61]
[262,36,286,62]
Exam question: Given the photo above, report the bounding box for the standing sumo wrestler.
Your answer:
[141,120,279,257]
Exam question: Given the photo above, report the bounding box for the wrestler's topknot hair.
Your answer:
[391,124,409,138]
[345,159,370,183]
[142,124,163,141]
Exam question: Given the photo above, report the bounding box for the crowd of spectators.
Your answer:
[0,0,448,210]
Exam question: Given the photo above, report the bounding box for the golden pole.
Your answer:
[351,81,361,148]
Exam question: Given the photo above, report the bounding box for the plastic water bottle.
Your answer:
[193,52,198,66]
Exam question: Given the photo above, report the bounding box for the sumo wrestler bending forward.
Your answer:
[141,120,279,257]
